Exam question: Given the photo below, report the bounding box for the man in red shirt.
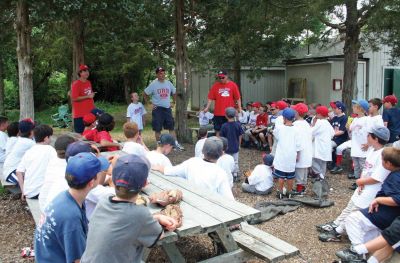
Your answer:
[203,70,242,135]
[70,65,96,133]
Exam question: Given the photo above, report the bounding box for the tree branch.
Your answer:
[358,0,386,27]
[268,0,308,9]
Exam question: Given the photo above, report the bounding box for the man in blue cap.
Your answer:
[35,152,110,263]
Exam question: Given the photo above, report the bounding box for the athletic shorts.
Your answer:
[382,216,400,252]
[273,169,295,179]
[213,116,227,131]
[73,117,85,133]
[152,106,175,132]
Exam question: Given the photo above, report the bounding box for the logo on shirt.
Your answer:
[84,87,92,96]
[134,108,142,115]
[157,88,170,99]
[218,88,231,97]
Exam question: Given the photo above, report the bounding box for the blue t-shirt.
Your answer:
[382,108,400,143]
[35,191,88,263]
[330,114,349,145]
[144,79,176,108]
[361,170,400,230]
[220,121,244,154]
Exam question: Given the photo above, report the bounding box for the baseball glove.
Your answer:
[243,170,253,178]
[149,189,183,206]
[160,204,183,228]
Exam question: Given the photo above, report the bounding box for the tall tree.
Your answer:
[15,0,34,119]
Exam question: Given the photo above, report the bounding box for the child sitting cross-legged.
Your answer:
[242,154,274,195]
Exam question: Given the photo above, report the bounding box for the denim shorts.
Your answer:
[273,169,295,179]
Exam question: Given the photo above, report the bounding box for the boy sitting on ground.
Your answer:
[80,155,178,263]
[122,122,148,156]
[217,137,235,187]
[146,134,175,168]
[16,124,56,200]
[242,154,274,195]
[194,126,208,158]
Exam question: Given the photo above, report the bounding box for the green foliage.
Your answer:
[4,80,18,109]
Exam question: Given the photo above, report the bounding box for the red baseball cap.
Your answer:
[316,106,329,117]
[79,64,89,71]
[292,103,308,115]
[275,100,288,110]
[383,95,398,105]
[216,69,227,77]
[251,102,262,108]
[329,101,337,109]
[83,113,96,125]
[270,103,277,109]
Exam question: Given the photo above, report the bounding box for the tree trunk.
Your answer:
[174,0,191,143]
[342,0,361,113]
[15,0,34,120]
[0,56,5,116]
[71,16,85,83]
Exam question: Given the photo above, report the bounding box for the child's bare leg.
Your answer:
[278,178,284,192]
[267,133,273,146]
[259,133,267,145]
[287,178,294,192]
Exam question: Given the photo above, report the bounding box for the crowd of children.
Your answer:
[0,92,399,263]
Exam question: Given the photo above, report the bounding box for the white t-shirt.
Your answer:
[122,141,147,157]
[248,164,274,192]
[85,186,115,219]
[199,111,214,126]
[3,137,35,178]
[146,150,172,168]
[248,111,258,126]
[5,136,18,157]
[0,131,8,163]
[195,138,207,158]
[164,157,234,200]
[126,102,147,130]
[351,147,390,208]
[366,115,384,131]
[238,110,249,124]
[217,154,235,187]
[39,157,67,212]
[350,116,369,157]
[273,125,302,172]
[16,144,57,198]
[312,119,335,161]
[293,120,313,168]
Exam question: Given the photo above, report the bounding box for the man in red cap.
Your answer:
[203,70,242,135]
[70,65,96,134]
[382,95,400,143]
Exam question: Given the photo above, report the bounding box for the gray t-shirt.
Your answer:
[144,79,176,108]
[81,195,163,263]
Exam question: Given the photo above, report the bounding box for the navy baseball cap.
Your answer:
[66,152,110,185]
[158,134,176,147]
[225,107,236,118]
[66,141,92,160]
[217,70,227,77]
[19,118,35,133]
[330,101,346,112]
[155,66,165,73]
[282,108,296,121]
[263,154,274,166]
[91,108,104,116]
[112,154,150,192]
[352,99,369,112]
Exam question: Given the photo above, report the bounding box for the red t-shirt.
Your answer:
[207,81,240,116]
[96,131,118,152]
[71,79,95,118]
[256,113,268,126]
[82,128,98,141]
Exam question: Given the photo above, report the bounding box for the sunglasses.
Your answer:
[270,108,277,111]
[218,76,226,79]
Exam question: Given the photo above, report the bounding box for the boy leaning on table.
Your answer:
[81,154,178,263]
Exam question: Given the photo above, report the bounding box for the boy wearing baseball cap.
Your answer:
[273,108,302,199]
[382,95,400,143]
[80,154,178,263]
[242,154,274,195]
[35,152,108,263]
[329,101,349,174]
[82,113,98,141]
[292,103,313,194]
[311,106,335,180]
[146,134,175,168]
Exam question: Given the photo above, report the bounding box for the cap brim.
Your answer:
[329,102,337,108]
[351,100,359,104]
[98,156,110,171]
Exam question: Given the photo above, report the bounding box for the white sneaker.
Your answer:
[175,141,185,151]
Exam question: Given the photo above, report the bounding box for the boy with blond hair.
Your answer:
[126,92,147,132]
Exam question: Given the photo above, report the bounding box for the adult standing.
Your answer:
[144,67,184,151]
[203,70,242,136]
[70,65,95,134]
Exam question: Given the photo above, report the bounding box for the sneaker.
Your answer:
[335,247,366,262]
[318,230,342,242]
[286,191,294,199]
[316,221,338,232]
[175,142,185,151]
[331,166,343,174]
[349,182,357,190]
[348,173,356,179]
[276,191,283,199]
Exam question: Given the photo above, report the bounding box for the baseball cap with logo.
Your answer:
[79,64,89,71]
[155,66,165,73]
[217,70,227,78]
[282,108,296,121]
[292,103,308,115]
[275,100,288,110]
[112,154,150,193]
[383,95,398,105]
[316,106,329,117]
[352,99,369,112]
[66,152,110,185]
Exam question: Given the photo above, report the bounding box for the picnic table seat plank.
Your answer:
[148,172,244,225]
[153,171,261,220]
[198,248,254,263]
[26,199,41,225]
[231,230,286,263]
[240,222,299,257]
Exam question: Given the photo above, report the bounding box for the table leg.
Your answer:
[162,242,186,263]
[213,227,239,253]
[142,248,151,262]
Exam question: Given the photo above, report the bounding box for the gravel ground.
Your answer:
[0,142,356,263]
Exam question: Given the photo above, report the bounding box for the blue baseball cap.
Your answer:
[66,152,110,185]
[112,154,150,192]
[263,154,274,166]
[66,141,92,161]
[330,101,346,112]
[91,108,104,116]
[282,108,296,121]
[352,99,369,112]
